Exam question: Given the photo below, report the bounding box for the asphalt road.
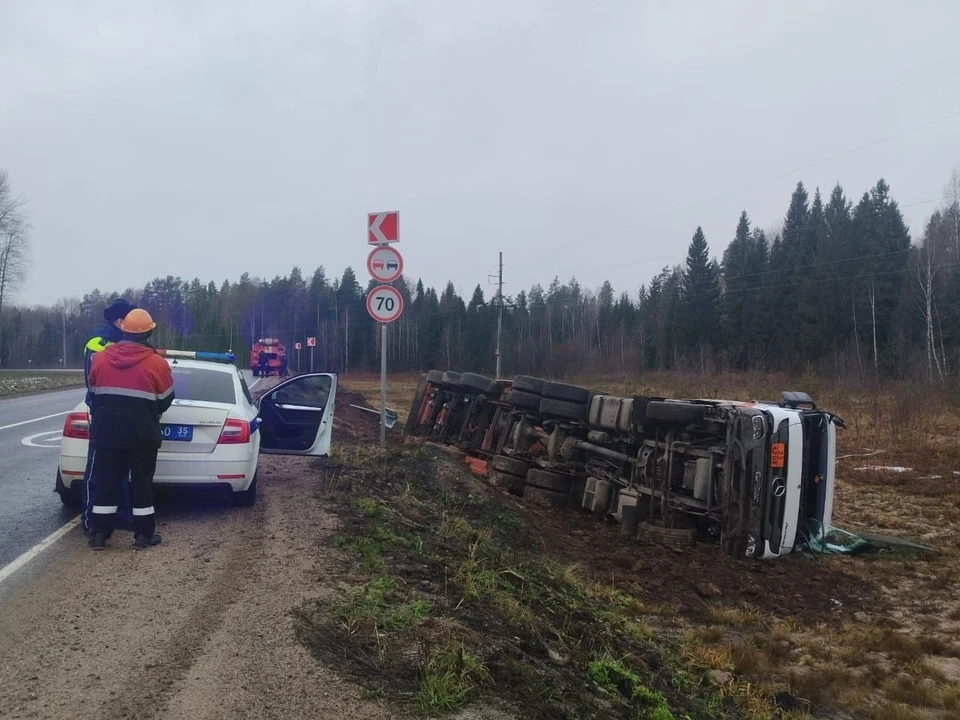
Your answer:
[0,386,87,568]
[0,371,259,570]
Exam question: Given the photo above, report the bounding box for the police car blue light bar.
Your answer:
[157,349,236,364]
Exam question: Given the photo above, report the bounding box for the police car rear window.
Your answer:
[171,368,236,405]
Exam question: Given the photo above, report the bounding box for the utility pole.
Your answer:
[495,251,503,379]
[345,307,349,374]
[62,310,67,368]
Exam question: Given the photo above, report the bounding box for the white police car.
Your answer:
[56,350,336,507]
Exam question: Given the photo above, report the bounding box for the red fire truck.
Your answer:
[250,338,288,377]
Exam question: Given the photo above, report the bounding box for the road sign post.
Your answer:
[295,342,302,373]
[367,211,402,448]
[380,323,387,448]
[307,337,316,373]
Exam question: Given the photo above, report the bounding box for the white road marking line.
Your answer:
[0,517,80,586]
[21,430,63,448]
[0,411,70,432]
[250,378,263,389]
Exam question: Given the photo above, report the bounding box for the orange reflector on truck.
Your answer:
[770,443,785,468]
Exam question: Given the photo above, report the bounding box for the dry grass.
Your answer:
[0,370,86,398]
[342,373,422,423]
[345,370,960,718]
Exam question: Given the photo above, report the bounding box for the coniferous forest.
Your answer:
[3,175,960,383]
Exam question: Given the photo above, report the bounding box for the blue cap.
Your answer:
[104,298,138,323]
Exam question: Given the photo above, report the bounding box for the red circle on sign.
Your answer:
[367,246,403,283]
[366,285,404,323]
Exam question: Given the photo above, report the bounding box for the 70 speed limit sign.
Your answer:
[366,285,404,323]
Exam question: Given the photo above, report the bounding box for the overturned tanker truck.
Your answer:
[405,371,844,559]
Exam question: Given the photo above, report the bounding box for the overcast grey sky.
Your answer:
[2,0,959,307]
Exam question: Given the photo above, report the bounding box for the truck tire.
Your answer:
[440,371,462,388]
[505,389,541,412]
[460,373,502,397]
[525,485,569,507]
[630,396,664,425]
[426,370,444,385]
[542,382,591,405]
[526,469,574,493]
[491,455,528,477]
[638,521,696,548]
[539,398,587,422]
[645,401,706,425]
[512,375,545,395]
[493,472,525,496]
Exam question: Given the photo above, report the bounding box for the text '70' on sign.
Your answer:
[366,285,404,323]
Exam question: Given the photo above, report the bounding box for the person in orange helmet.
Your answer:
[87,309,175,550]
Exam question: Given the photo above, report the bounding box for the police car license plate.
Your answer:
[162,424,193,442]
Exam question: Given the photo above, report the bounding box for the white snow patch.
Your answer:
[854,466,913,473]
[838,449,882,460]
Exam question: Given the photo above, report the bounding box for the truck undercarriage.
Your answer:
[405,371,843,559]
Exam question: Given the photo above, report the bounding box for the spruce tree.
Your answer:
[682,227,720,366]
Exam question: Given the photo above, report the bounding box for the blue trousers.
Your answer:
[82,425,133,532]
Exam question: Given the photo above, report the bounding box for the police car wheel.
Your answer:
[233,474,258,507]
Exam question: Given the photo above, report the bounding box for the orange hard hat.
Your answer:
[121,308,157,334]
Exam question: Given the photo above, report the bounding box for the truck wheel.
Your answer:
[542,382,591,405]
[492,471,525,496]
[526,469,574,493]
[638,521,696,548]
[630,396,665,425]
[505,390,541,412]
[645,401,706,425]
[440,371,462,388]
[538,398,587,422]
[512,375,545,395]
[233,474,258,507]
[525,485,569,507]
[461,372,503,397]
[491,455,528,477]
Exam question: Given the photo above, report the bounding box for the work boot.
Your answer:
[89,532,106,550]
[133,533,162,549]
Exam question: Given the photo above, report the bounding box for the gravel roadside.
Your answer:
[0,453,398,720]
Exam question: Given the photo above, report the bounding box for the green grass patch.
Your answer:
[588,657,675,720]
[415,641,492,715]
[350,497,392,520]
[332,576,432,635]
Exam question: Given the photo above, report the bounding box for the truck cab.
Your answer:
[742,399,839,559]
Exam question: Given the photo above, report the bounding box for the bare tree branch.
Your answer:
[0,170,32,363]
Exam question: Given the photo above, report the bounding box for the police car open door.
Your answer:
[256,373,337,456]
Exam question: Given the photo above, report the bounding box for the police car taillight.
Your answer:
[63,412,90,439]
[217,418,251,444]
